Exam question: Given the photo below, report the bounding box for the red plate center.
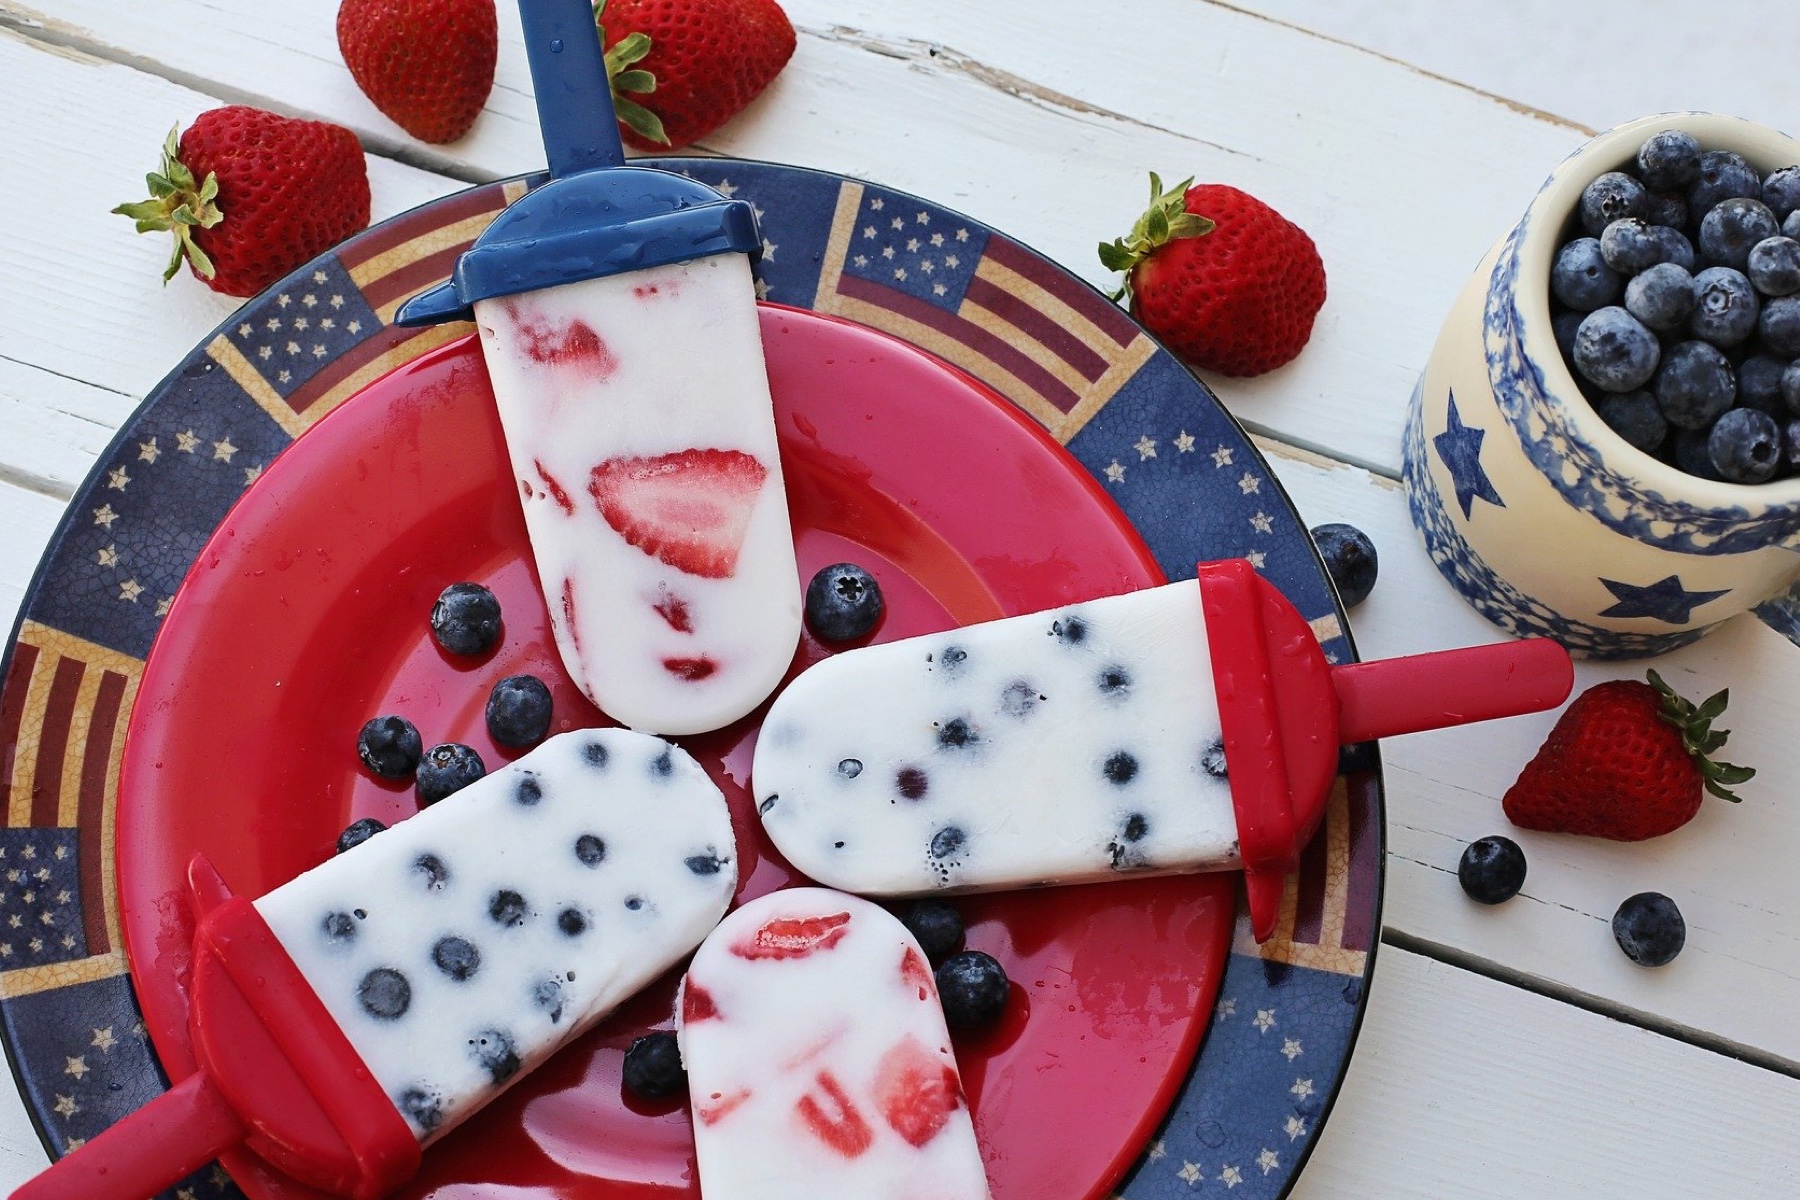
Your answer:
[117,305,1235,1200]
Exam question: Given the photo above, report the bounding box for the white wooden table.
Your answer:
[3,2,1798,1196]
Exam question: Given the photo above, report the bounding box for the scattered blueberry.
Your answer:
[1764,165,1800,222]
[1310,522,1379,607]
[1759,295,1800,357]
[1747,236,1800,297]
[416,743,485,805]
[485,674,553,747]
[901,900,966,965]
[1786,419,1800,470]
[1636,130,1701,191]
[1671,427,1725,481]
[1648,224,1696,270]
[1784,360,1800,415]
[357,716,422,779]
[1623,262,1695,332]
[1686,267,1760,347]
[1552,308,1584,360]
[1611,891,1685,967]
[1457,835,1527,905]
[1653,340,1736,429]
[1709,407,1783,483]
[622,1031,687,1099]
[1787,210,1800,241]
[1579,171,1646,236]
[1689,149,1761,214]
[1598,218,1660,275]
[1736,355,1792,416]
[336,817,387,854]
[1551,237,1622,311]
[430,582,502,656]
[936,951,1010,1030]
[1698,196,1779,270]
[1641,190,1689,232]
[1594,391,1667,453]
[358,967,412,1019]
[804,563,884,642]
[1573,307,1660,392]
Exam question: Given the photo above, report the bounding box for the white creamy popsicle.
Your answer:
[753,581,1235,895]
[474,257,800,737]
[679,888,991,1200]
[256,727,738,1142]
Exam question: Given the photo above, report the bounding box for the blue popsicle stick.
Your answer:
[519,0,625,178]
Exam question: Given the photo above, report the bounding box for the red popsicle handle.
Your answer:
[10,1071,245,1200]
[1330,639,1574,745]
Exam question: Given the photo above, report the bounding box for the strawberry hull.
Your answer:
[475,254,800,735]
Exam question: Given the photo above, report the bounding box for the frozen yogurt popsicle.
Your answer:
[753,558,1573,940]
[397,0,799,735]
[14,728,737,1200]
[679,888,991,1200]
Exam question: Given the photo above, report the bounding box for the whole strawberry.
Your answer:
[1099,175,1326,377]
[597,0,795,151]
[1502,670,1753,841]
[338,0,497,144]
[114,107,371,298]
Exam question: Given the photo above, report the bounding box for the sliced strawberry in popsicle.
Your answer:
[589,449,768,579]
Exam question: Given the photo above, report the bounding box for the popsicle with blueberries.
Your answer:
[12,729,737,1200]
[753,558,1573,941]
[679,888,991,1199]
[397,0,799,736]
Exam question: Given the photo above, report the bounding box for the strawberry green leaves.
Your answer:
[1647,669,1756,801]
[112,126,224,283]
[596,0,669,146]
[1098,173,1215,301]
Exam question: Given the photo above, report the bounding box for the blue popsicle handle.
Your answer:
[519,0,625,177]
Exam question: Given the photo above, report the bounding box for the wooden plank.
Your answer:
[1262,437,1800,1068]
[0,360,137,502]
[0,27,466,403]
[4,0,1590,473]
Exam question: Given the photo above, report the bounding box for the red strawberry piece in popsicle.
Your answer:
[731,911,852,960]
[794,1070,874,1158]
[872,1034,964,1149]
[589,449,768,578]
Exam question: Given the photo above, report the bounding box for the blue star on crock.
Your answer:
[1597,575,1729,624]
[1432,390,1505,520]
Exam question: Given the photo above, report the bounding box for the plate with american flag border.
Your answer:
[0,160,1382,1200]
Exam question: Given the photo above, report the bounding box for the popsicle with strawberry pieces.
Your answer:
[679,888,992,1199]
[398,0,799,736]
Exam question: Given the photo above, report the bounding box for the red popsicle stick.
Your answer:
[12,856,419,1200]
[1330,639,1574,744]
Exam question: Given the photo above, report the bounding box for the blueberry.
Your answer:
[358,967,411,1019]
[557,908,588,936]
[1102,750,1138,785]
[1748,236,1800,297]
[1579,172,1646,236]
[416,743,485,805]
[1710,407,1783,483]
[1759,296,1800,357]
[1642,191,1689,232]
[432,935,480,981]
[1636,130,1701,191]
[1622,263,1695,333]
[489,888,529,927]
[804,563,884,642]
[1686,267,1760,347]
[485,674,553,747]
[896,766,929,800]
[929,826,966,860]
[1310,522,1378,607]
[1653,340,1736,429]
[1599,219,1665,275]
[1787,210,1800,241]
[1671,427,1725,481]
[936,717,979,748]
[469,1029,520,1084]
[1550,237,1622,311]
[1552,308,1584,360]
[399,1087,444,1132]
[837,758,864,778]
[685,852,724,876]
[1689,150,1762,215]
[1698,197,1779,270]
[1647,224,1696,271]
[357,716,422,779]
[430,582,502,656]
[1594,390,1667,453]
[322,911,357,942]
[1200,738,1229,779]
[1784,360,1800,415]
[574,833,607,866]
[1612,892,1685,966]
[1737,355,1792,416]
[1786,419,1800,471]
[1572,307,1660,392]
[1763,165,1800,222]
[336,817,387,855]
[413,853,451,890]
[622,1031,687,1099]
[1457,835,1527,905]
[901,900,965,965]
[936,951,1009,1030]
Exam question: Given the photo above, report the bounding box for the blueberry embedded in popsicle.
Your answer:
[489,889,530,927]
[468,1028,521,1084]
[412,853,450,891]
[358,968,412,1020]
[574,833,607,865]
[432,936,481,981]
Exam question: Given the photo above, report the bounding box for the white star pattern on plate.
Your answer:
[117,580,143,603]
[1281,1037,1303,1061]
[1212,445,1233,468]
[1105,460,1126,484]
[176,430,200,453]
[715,179,738,197]
[1258,1148,1280,1175]
[1290,1078,1314,1098]
[91,505,117,529]
[1175,430,1196,452]
[138,438,159,463]
[1147,1140,1166,1161]
[212,439,237,463]
[1215,998,1236,1019]
[91,1027,115,1051]
[1134,435,1157,460]
[1253,1008,1276,1032]
[1177,1162,1201,1184]
[52,1094,76,1119]
[1221,1165,1243,1188]
[1250,512,1274,533]
[1238,472,1261,494]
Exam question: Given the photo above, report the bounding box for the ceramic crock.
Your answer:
[1403,112,1800,659]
